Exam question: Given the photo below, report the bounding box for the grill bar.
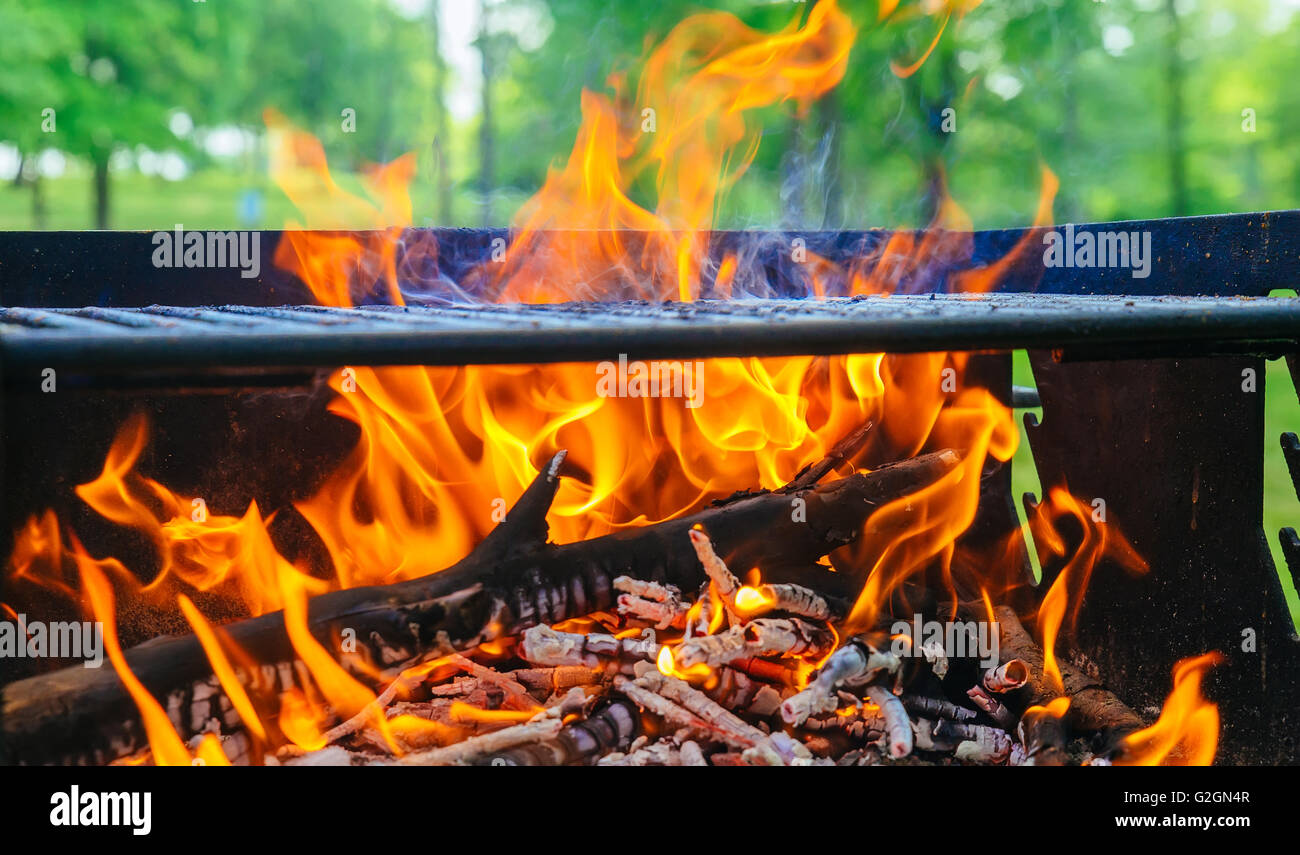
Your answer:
[2,295,1296,373]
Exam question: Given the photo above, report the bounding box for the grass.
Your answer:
[1011,350,1300,630]
[0,169,516,231]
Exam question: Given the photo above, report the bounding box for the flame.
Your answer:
[449,702,537,725]
[734,585,775,614]
[657,644,712,683]
[1118,653,1224,766]
[1029,488,1148,691]
[73,413,296,616]
[192,734,233,767]
[273,561,399,753]
[77,554,196,766]
[888,1,985,79]
[277,688,328,752]
[177,594,267,742]
[1025,695,1072,720]
[491,0,856,304]
[2,0,1083,763]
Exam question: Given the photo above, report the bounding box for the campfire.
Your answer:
[1,0,1295,769]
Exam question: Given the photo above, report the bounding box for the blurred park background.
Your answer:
[3,0,1300,232]
[1,0,1298,619]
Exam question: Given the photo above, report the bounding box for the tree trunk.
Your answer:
[93,154,110,230]
[431,0,453,225]
[477,0,495,228]
[1164,0,1188,216]
[31,174,46,230]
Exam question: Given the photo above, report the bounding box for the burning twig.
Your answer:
[445,654,538,711]
[982,659,1030,693]
[780,636,901,726]
[480,700,640,766]
[614,576,688,629]
[688,528,743,627]
[953,727,1013,764]
[519,624,657,669]
[511,666,608,695]
[803,707,886,741]
[865,684,913,759]
[735,583,832,621]
[630,667,811,766]
[966,685,1016,730]
[613,676,717,738]
[902,694,977,722]
[391,717,566,766]
[673,618,835,669]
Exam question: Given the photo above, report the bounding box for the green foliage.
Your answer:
[2,0,1297,229]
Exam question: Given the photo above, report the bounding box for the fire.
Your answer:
[3,0,1167,765]
[657,644,712,683]
[1028,488,1148,691]
[734,586,776,615]
[1118,653,1224,766]
[887,1,985,79]
[79,556,222,766]
[72,412,297,616]
[491,0,855,304]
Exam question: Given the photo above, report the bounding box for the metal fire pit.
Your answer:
[1,211,1297,763]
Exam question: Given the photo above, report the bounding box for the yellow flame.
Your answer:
[77,554,195,766]
[1118,653,1223,766]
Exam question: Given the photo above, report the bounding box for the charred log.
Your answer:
[992,605,1144,737]
[1,447,960,765]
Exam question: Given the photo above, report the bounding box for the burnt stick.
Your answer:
[1,448,961,765]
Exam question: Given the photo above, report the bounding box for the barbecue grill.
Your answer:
[1,211,1297,764]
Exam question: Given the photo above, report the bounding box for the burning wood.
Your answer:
[614,576,688,629]
[519,624,658,670]
[0,425,1198,769]
[780,636,902,726]
[983,659,1030,693]
[865,684,913,758]
[672,617,834,669]
[2,445,962,765]
[734,583,832,621]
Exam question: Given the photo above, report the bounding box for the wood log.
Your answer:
[0,447,960,765]
[991,605,1144,737]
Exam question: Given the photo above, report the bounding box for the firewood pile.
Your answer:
[1,423,1145,766]
[259,527,1139,767]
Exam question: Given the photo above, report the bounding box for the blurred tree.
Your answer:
[431,0,453,224]
[0,2,77,227]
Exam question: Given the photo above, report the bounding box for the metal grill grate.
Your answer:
[2,294,1297,373]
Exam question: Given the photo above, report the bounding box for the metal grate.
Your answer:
[2,294,1297,373]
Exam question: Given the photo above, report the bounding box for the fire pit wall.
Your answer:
[1,220,1297,764]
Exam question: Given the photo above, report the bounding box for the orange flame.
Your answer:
[1029,488,1148,691]
[177,594,268,742]
[888,1,985,79]
[1118,653,1224,766]
[78,554,210,766]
